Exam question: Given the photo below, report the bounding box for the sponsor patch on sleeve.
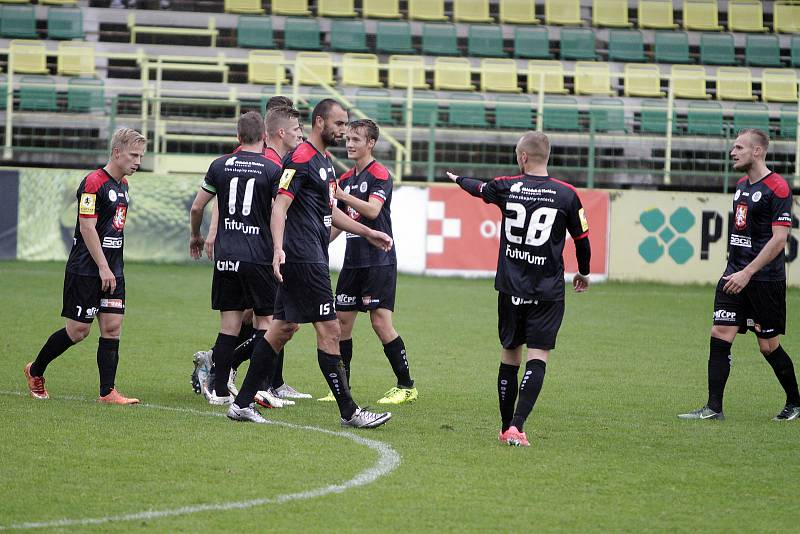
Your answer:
[79,193,96,215]
[578,208,589,232]
[279,168,296,190]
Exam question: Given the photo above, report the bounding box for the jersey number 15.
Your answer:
[505,204,557,246]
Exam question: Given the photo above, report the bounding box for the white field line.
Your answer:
[0,390,401,531]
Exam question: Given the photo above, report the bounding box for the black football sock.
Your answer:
[270,349,286,389]
[97,337,120,397]
[317,349,357,420]
[764,345,800,406]
[498,362,520,432]
[230,330,264,371]
[383,336,413,388]
[340,338,353,384]
[707,337,732,413]
[212,333,238,396]
[510,359,547,432]
[236,321,255,347]
[30,328,75,377]
[234,337,278,408]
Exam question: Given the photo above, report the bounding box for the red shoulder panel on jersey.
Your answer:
[368,162,390,181]
[291,142,316,164]
[549,177,578,193]
[737,175,748,185]
[764,173,791,198]
[84,169,110,193]
[339,168,355,184]
[492,174,524,181]
[122,177,129,186]
[233,145,242,153]
[263,147,282,167]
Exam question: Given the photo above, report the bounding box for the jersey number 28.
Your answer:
[505,204,557,246]
[228,177,255,216]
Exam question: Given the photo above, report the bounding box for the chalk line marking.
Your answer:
[0,390,401,531]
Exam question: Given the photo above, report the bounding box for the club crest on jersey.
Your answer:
[359,181,368,193]
[112,205,127,230]
[752,191,762,202]
[344,185,351,194]
[319,167,328,182]
[328,181,337,209]
[347,205,360,220]
[108,189,117,202]
[734,203,747,230]
[734,189,741,201]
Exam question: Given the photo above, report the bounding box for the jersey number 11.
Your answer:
[228,177,256,216]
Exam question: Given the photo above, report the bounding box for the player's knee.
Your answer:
[67,322,91,342]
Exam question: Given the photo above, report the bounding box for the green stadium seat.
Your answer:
[654,32,691,64]
[284,17,321,51]
[744,35,781,67]
[305,86,332,111]
[792,36,800,67]
[237,16,273,49]
[422,24,459,56]
[639,100,677,134]
[404,92,439,126]
[47,7,84,40]
[19,76,57,112]
[733,103,769,133]
[589,97,625,132]
[67,77,104,112]
[513,26,551,59]
[0,75,6,110]
[0,5,37,38]
[330,20,369,52]
[468,25,505,57]
[448,93,488,127]
[543,96,581,131]
[495,94,534,129]
[355,88,394,124]
[560,28,596,61]
[376,22,414,54]
[687,101,724,136]
[700,33,736,66]
[608,30,646,62]
[779,105,797,139]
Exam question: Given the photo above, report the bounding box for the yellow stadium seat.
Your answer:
[388,55,429,88]
[248,50,287,85]
[10,40,48,74]
[545,0,582,25]
[225,0,265,14]
[40,0,78,5]
[774,2,800,33]
[623,64,665,97]
[295,52,334,86]
[318,0,356,17]
[453,0,493,23]
[499,0,539,24]
[341,53,382,88]
[670,65,711,99]
[480,59,521,93]
[408,0,447,21]
[761,69,798,102]
[683,0,722,31]
[716,67,756,101]
[593,0,632,27]
[727,1,766,32]
[363,0,401,18]
[574,62,614,95]
[526,60,568,94]
[57,41,94,76]
[272,0,310,16]
[638,0,677,29]
[434,57,474,91]
[0,0,33,3]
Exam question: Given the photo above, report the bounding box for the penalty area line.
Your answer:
[0,390,401,531]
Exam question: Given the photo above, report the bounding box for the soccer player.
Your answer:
[326,119,417,405]
[23,128,147,404]
[678,129,799,421]
[446,131,591,446]
[229,98,394,427]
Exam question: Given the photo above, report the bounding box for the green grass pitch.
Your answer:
[0,260,797,532]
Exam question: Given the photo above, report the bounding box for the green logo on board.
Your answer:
[638,207,695,264]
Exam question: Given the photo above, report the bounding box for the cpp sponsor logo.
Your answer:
[714,309,737,322]
[336,294,357,305]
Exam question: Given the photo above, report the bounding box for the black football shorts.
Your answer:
[61,272,125,323]
[273,262,336,324]
[713,278,786,339]
[497,292,565,350]
[335,265,397,312]
[211,261,277,316]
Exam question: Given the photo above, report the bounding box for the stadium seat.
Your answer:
[480,59,521,93]
[733,102,769,132]
[40,0,78,5]
[744,35,781,67]
[67,77,103,112]
[624,64,665,97]
[57,41,95,76]
[330,20,369,52]
[545,0,582,26]
[272,0,310,16]
[318,0,356,17]
[589,97,625,132]
[19,76,57,112]
[376,22,414,54]
[341,53,382,88]
[727,0,767,32]
[761,69,798,102]
[687,101,725,135]
[779,105,797,138]
[774,2,800,33]
[225,0,265,14]
[453,0,493,23]
[404,91,439,125]
[514,26,551,59]
[495,94,534,129]
[47,7,84,40]
[716,67,755,101]
[608,30,646,62]
[363,0,401,19]
[10,40,49,74]
[683,0,722,31]
[284,18,321,51]
[409,0,447,21]
[499,0,539,24]
[422,24,459,56]
[792,36,800,66]
[388,55,429,89]
[560,28,596,61]
[237,16,273,49]
[654,31,691,64]
[0,5,37,38]
[448,93,488,127]
[304,86,334,111]
[468,25,505,57]
[0,75,6,111]
[574,62,614,96]
[248,50,287,85]
[638,0,677,29]
[639,99,677,134]
[526,60,568,94]
[543,96,581,131]
[295,52,334,86]
[434,57,474,91]
[593,0,632,27]
[671,65,710,99]
[355,88,393,123]
[700,33,736,66]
